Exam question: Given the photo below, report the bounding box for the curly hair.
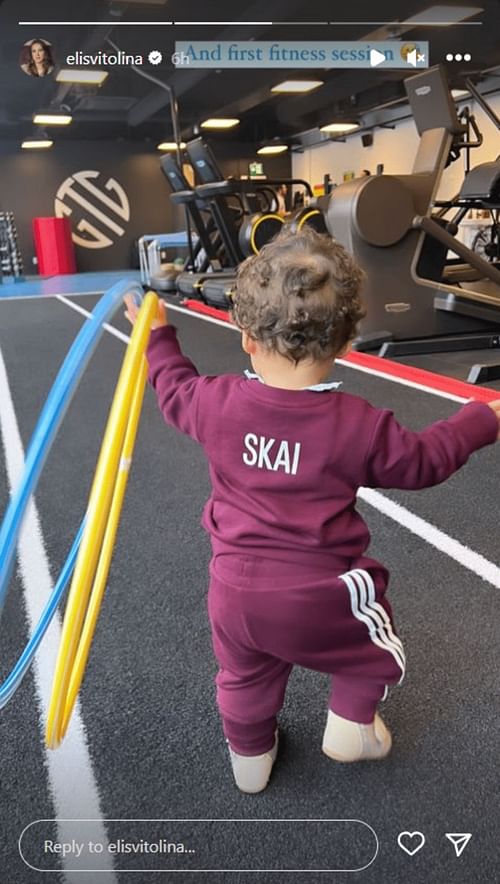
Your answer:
[231,227,366,364]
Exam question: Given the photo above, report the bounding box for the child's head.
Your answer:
[231,227,365,365]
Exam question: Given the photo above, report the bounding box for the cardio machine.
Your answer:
[159,153,230,278]
[178,138,317,307]
[323,65,500,382]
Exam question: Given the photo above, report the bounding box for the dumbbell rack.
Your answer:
[0,212,24,280]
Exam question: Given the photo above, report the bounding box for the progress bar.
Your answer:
[18,21,175,25]
[175,21,273,25]
[18,20,483,26]
[328,20,482,25]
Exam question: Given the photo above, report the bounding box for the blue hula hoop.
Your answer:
[0,519,84,708]
[0,279,143,704]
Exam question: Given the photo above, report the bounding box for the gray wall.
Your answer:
[0,141,176,273]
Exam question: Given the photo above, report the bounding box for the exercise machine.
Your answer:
[323,65,500,381]
[160,153,226,273]
[180,138,317,307]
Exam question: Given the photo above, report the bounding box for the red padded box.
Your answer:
[32,217,77,275]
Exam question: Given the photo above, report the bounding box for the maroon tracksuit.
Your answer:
[147,326,497,754]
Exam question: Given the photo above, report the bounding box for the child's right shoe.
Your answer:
[322,711,392,762]
[227,731,279,793]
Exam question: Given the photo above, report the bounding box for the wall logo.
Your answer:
[54,170,130,249]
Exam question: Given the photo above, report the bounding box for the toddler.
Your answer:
[125,228,500,794]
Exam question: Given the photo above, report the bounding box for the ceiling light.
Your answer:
[320,122,360,134]
[157,141,187,150]
[200,118,240,129]
[33,113,73,125]
[257,145,288,155]
[21,140,53,149]
[405,5,483,25]
[451,88,470,100]
[271,80,324,94]
[56,69,108,85]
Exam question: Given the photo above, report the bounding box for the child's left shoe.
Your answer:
[322,711,392,762]
[227,731,279,793]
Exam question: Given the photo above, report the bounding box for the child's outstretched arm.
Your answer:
[124,294,168,330]
[364,399,500,490]
[488,399,500,439]
[123,295,206,443]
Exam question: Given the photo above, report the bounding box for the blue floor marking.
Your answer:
[0,271,143,299]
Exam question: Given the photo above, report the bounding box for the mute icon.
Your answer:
[407,48,418,67]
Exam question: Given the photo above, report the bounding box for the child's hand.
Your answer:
[487,399,500,439]
[124,295,168,329]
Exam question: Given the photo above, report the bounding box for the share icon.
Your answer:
[445,833,472,858]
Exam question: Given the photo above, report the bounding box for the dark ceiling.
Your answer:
[1,0,500,146]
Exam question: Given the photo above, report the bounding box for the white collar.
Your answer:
[244,370,342,391]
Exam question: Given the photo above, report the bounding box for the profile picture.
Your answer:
[20,38,55,78]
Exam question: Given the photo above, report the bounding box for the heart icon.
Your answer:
[397,831,426,856]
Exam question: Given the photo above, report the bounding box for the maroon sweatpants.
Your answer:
[208,555,405,756]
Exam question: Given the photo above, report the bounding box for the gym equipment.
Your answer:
[199,275,236,310]
[0,279,144,707]
[196,200,328,309]
[160,153,226,274]
[323,65,500,380]
[0,212,23,279]
[285,205,328,235]
[160,151,244,304]
[181,138,319,307]
[32,217,76,276]
[238,210,284,255]
[473,216,500,263]
[138,231,190,292]
[173,139,247,299]
[188,137,315,255]
[46,291,158,749]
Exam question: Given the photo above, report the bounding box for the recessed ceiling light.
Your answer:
[257,145,288,155]
[33,113,73,125]
[320,122,360,134]
[56,69,108,85]
[21,140,53,149]
[271,80,324,94]
[405,5,483,25]
[157,141,187,150]
[200,118,240,129]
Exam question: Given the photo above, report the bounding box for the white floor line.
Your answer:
[56,294,130,344]
[163,300,241,331]
[359,488,500,589]
[0,349,117,883]
[335,358,467,404]
[55,296,500,589]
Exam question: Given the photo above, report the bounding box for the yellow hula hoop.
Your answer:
[45,291,158,749]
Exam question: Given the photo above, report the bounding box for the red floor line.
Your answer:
[183,299,231,323]
[181,299,498,403]
[344,351,497,403]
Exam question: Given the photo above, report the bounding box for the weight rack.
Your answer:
[0,212,24,280]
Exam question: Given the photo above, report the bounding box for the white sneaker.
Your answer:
[228,731,279,793]
[322,711,392,762]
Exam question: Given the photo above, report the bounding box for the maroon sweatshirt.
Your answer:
[147,326,498,570]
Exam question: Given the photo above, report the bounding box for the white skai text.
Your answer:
[242,434,301,475]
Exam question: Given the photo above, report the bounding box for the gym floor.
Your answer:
[1,287,499,884]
